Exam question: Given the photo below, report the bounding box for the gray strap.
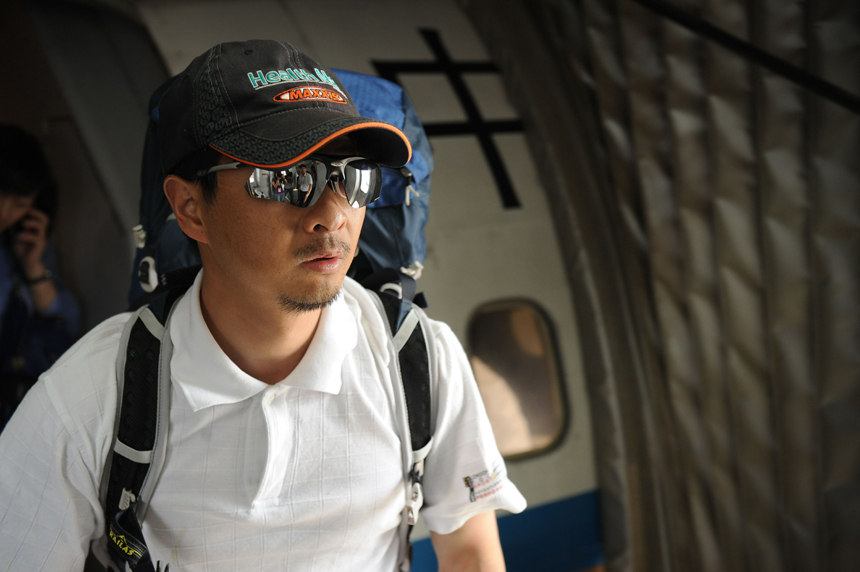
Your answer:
[393,309,420,351]
[412,438,433,467]
[138,307,165,339]
[136,300,178,519]
[113,441,153,464]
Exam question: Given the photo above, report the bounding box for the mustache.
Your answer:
[293,235,352,260]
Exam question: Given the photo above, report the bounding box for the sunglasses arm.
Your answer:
[197,161,244,177]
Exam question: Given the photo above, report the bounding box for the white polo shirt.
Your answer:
[0,273,526,571]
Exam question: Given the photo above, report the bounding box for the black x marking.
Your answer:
[374,28,523,209]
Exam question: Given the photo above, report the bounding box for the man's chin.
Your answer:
[277,282,342,314]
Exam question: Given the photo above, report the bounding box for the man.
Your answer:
[296,163,313,203]
[0,124,80,430]
[0,40,524,571]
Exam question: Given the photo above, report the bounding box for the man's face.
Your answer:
[299,166,307,175]
[197,159,364,312]
[0,192,36,234]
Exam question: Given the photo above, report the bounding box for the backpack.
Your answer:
[334,68,433,304]
[103,72,435,572]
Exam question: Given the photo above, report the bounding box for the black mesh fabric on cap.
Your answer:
[193,50,238,145]
[211,116,379,167]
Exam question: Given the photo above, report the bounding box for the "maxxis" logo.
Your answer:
[273,86,347,104]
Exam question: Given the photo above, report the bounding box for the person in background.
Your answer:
[297,163,313,203]
[0,124,80,430]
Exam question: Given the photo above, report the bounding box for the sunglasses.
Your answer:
[200,155,383,209]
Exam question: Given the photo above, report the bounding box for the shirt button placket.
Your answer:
[255,387,292,504]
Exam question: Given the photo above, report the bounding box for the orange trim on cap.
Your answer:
[210,121,412,168]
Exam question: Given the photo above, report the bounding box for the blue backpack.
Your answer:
[335,68,433,304]
[104,72,435,572]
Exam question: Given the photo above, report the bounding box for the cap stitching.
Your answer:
[225,115,379,143]
[190,73,198,148]
[229,105,358,133]
[213,51,239,127]
[194,48,217,148]
[210,122,408,168]
[276,41,298,61]
[197,44,236,145]
[210,118,410,168]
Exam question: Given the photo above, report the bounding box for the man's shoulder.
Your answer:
[16,311,132,450]
[51,311,132,368]
[40,311,132,406]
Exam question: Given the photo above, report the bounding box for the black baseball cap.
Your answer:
[159,40,412,178]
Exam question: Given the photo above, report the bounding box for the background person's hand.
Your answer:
[14,208,50,278]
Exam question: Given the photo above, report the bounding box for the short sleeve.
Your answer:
[0,313,126,570]
[418,321,527,534]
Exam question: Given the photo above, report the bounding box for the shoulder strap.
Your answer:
[360,270,435,572]
[101,275,194,572]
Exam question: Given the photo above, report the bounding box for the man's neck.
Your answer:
[198,271,322,385]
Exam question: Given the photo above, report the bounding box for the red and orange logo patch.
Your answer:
[274,86,347,104]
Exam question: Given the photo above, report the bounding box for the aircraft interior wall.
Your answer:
[461,0,860,571]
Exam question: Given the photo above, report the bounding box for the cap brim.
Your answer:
[208,110,411,169]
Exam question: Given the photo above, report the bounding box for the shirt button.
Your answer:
[265,393,275,406]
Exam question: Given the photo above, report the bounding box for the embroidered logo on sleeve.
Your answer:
[463,464,505,502]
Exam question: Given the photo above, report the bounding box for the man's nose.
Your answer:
[302,181,348,233]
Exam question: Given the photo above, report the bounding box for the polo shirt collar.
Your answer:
[169,270,358,412]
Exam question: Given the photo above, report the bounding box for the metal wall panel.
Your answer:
[460,0,859,569]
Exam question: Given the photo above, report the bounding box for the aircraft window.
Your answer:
[468,300,566,458]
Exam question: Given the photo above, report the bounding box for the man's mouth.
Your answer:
[301,250,345,273]
[295,236,352,274]
[307,250,342,262]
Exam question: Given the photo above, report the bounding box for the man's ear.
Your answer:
[164,175,209,244]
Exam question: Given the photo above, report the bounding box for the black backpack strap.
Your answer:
[102,277,194,571]
[360,270,434,572]
[361,270,432,451]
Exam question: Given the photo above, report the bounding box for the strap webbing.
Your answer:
[105,274,195,572]
[109,502,155,572]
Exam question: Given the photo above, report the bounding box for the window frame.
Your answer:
[466,298,570,461]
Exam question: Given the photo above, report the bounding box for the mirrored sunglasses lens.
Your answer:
[283,161,323,207]
[244,169,271,199]
[340,160,382,207]
[245,164,321,207]
[245,168,288,201]
[243,159,380,209]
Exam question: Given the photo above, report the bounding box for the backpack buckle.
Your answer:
[406,481,424,526]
